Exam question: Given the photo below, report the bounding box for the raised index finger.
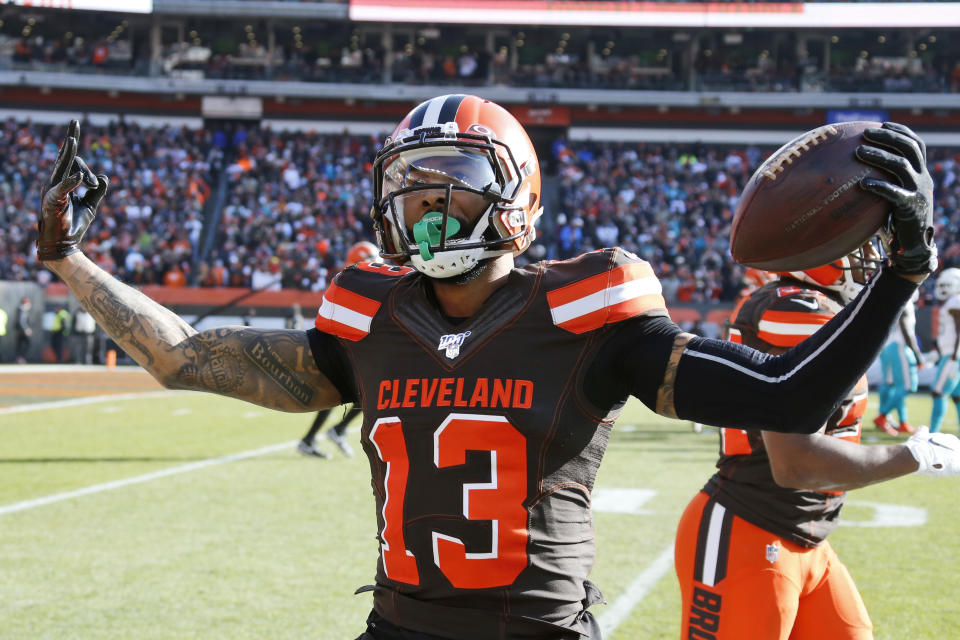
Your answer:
[50,119,80,187]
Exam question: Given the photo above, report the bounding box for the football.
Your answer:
[730,121,891,271]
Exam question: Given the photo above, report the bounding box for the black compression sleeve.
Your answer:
[306,328,359,404]
[584,314,683,412]
[671,266,918,433]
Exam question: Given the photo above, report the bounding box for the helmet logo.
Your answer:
[504,210,525,231]
[413,212,461,261]
[438,331,472,359]
[467,124,494,136]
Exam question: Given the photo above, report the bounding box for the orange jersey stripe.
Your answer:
[323,281,381,317]
[608,293,666,323]
[761,309,833,325]
[547,261,655,308]
[721,428,752,455]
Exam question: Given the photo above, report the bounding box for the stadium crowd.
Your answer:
[0,118,216,287]
[2,14,958,94]
[3,117,960,305]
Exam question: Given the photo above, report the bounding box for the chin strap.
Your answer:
[412,211,461,260]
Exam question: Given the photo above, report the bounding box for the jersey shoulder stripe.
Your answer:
[756,308,834,346]
[545,249,666,334]
[736,284,838,348]
[313,262,413,341]
[315,280,380,341]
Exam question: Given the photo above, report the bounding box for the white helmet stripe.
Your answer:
[408,94,467,129]
[422,97,447,127]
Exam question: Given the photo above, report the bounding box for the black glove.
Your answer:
[855,121,937,276]
[37,119,109,262]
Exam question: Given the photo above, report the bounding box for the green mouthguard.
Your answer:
[412,212,461,260]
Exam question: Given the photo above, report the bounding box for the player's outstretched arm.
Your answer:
[46,255,340,412]
[763,431,919,491]
[764,426,960,491]
[38,121,341,413]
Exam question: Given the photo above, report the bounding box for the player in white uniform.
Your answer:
[930,268,960,433]
[874,290,923,435]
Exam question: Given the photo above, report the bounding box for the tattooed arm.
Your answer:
[47,254,341,412]
[36,120,340,412]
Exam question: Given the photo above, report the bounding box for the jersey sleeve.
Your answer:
[544,248,668,334]
[667,267,917,433]
[305,327,358,404]
[313,262,412,341]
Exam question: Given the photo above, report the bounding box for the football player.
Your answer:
[675,247,960,640]
[37,102,944,640]
[929,267,960,433]
[297,240,380,458]
[873,289,923,436]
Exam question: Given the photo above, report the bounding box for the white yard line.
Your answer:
[0,440,297,516]
[598,544,675,638]
[0,391,191,415]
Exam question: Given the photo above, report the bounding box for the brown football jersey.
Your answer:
[312,249,667,639]
[703,278,867,547]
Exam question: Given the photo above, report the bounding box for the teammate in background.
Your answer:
[874,290,923,436]
[929,267,960,433]
[38,106,943,640]
[298,405,362,458]
[676,250,960,640]
[297,241,378,459]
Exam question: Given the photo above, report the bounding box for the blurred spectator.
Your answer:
[50,306,70,363]
[0,303,6,362]
[15,297,32,364]
[72,308,97,365]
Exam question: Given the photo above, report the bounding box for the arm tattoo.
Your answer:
[244,337,315,405]
[172,328,317,409]
[81,277,164,367]
[174,330,246,395]
[656,332,694,419]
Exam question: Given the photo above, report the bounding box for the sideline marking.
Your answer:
[841,500,928,527]
[0,440,297,517]
[592,488,657,515]
[598,544,675,637]
[0,391,190,416]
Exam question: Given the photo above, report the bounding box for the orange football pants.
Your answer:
[674,491,873,640]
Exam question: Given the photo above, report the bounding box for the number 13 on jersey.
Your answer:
[369,413,529,589]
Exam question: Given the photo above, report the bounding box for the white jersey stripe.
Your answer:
[550,276,662,325]
[757,319,823,336]
[318,298,374,333]
[701,502,726,587]
[684,270,877,383]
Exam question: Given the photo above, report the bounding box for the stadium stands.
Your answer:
[5,115,958,308]
[1,10,957,94]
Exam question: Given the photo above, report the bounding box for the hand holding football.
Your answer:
[730,121,890,271]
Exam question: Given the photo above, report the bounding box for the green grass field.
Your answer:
[2,370,959,639]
